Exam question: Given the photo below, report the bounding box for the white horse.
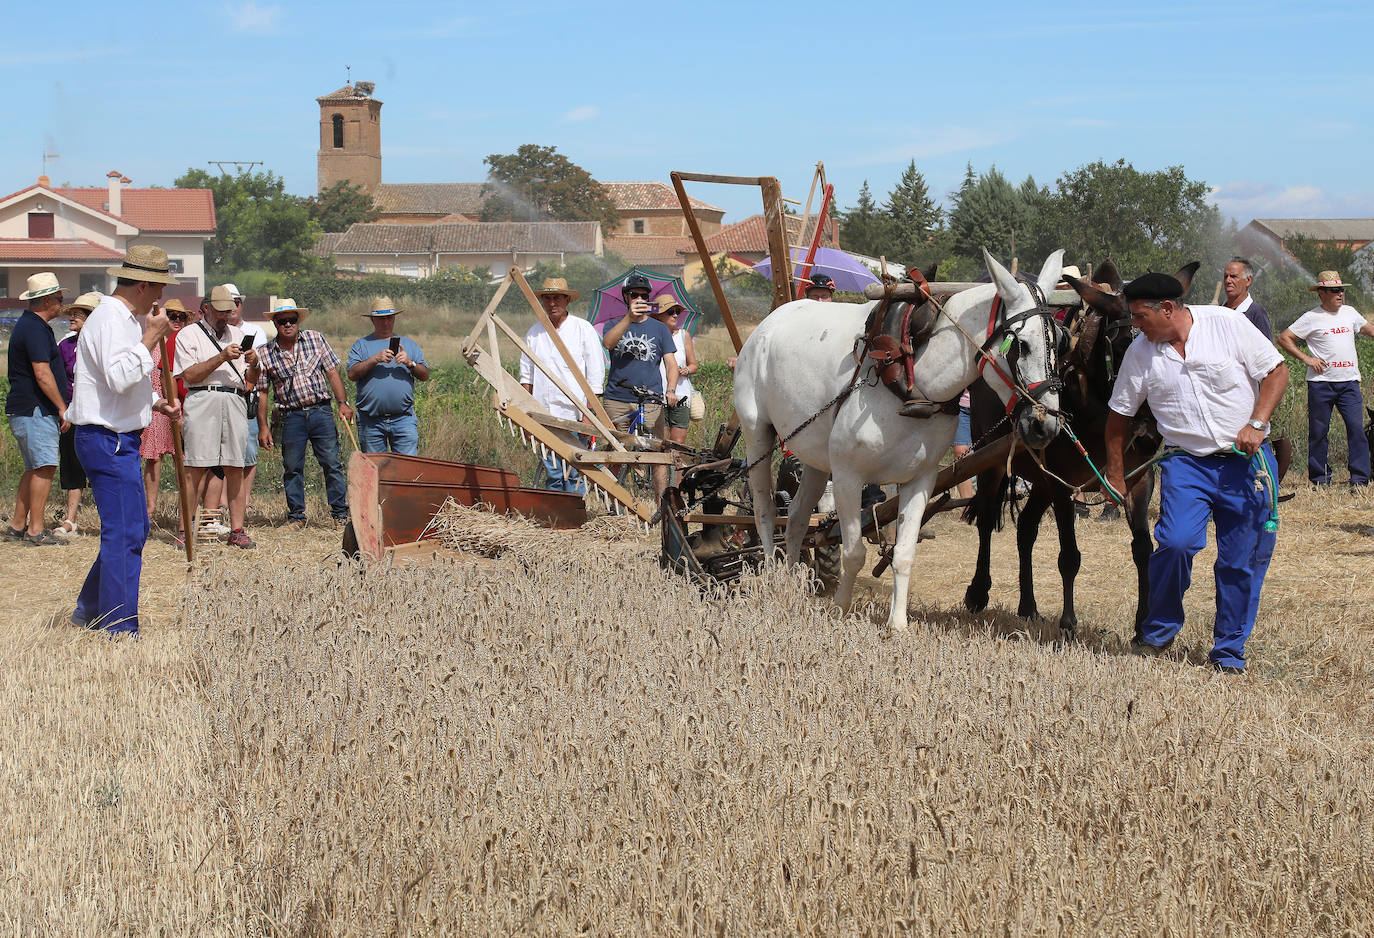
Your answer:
[733,248,1066,633]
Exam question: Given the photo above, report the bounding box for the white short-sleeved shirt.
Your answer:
[66,294,157,433]
[174,321,249,389]
[1287,305,1366,383]
[519,316,606,421]
[1108,305,1285,456]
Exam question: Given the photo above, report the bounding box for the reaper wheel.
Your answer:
[807,542,842,595]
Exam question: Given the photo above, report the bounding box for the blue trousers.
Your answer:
[74,426,149,633]
[357,412,419,456]
[1307,380,1369,484]
[1143,445,1278,670]
[541,434,587,494]
[281,404,349,521]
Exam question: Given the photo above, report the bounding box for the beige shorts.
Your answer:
[603,397,665,437]
[183,389,250,468]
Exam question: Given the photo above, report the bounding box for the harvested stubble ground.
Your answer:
[2,487,1374,934]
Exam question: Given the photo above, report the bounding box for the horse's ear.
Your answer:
[982,248,1020,315]
[1175,261,1201,296]
[1034,248,1065,297]
[1092,259,1123,292]
[1063,271,1127,317]
[922,262,939,284]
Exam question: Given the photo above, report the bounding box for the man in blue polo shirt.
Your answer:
[346,296,429,455]
[5,272,70,546]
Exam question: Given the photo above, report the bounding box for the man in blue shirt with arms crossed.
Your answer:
[347,296,429,456]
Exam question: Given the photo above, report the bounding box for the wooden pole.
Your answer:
[671,171,744,354]
[159,335,193,563]
[760,176,793,310]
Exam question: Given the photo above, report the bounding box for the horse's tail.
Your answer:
[960,473,1014,530]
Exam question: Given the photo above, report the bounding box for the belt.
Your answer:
[279,400,330,412]
[191,385,247,398]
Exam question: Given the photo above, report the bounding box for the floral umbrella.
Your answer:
[586,266,703,335]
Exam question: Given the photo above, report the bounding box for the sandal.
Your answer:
[54,520,78,538]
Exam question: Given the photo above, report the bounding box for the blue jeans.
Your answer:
[1143,445,1278,670]
[246,416,260,467]
[1306,380,1369,485]
[281,404,348,520]
[357,412,419,456]
[74,426,149,633]
[542,433,587,494]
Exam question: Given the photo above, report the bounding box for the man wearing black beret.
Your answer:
[1103,271,1289,674]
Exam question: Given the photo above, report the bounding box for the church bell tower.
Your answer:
[316,80,382,194]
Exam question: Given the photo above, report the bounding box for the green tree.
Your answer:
[1033,160,1225,281]
[306,180,379,232]
[948,166,1032,262]
[175,168,323,276]
[839,180,891,257]
[480,144,619,232]
[883,161,943,265]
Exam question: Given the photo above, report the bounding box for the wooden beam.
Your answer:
[760,176,793,310]
[672,171,744,354]
[569,448,676,466]
[461,273,514,354]
[683,512,828,527]
[672,172,765,186]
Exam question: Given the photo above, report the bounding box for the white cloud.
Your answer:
[560,105,599,123]
[1210,180,1331,219]
[834,125,1017,167]
[225,1,282,33]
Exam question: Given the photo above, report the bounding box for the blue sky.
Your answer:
[6,0,1372,227]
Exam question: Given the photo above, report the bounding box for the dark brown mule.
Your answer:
[961,261,1199,638]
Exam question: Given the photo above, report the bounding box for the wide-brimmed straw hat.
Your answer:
[19,272,61,301]
[210,284,236,312]
[163,298,191,317]
[61,292,100,315]
[267,298,309,323]
[535,277,580,303]
[363,295,403,317]
[106,244,179,285]
[652,294,685,315]
[1309,270,1353,292]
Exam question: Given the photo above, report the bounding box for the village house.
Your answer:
[0,172,215,304]
[1237,217,1374,262]
[314,81,724,276]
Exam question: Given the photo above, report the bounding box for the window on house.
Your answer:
[332,114,344,148]
[167,258,185,274]
[356,262,367,273]
[400,262,420,278]
[28,212,54,239]
[632,219,646,234]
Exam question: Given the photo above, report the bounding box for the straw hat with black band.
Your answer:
[106,245,180,285]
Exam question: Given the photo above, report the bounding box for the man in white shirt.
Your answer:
[67,245,181,634]
[518,278,604,494]
[1276,271,1373,486]
[1104,272,1288,674]
[175,284,262,549]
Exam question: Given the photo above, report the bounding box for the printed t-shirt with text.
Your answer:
[1287,305,1367,383]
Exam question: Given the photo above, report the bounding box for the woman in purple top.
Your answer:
[54,293,98,537]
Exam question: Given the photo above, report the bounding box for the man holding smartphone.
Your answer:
[174,284,261,548]
[347,295,429,455]
[601,273,679,496]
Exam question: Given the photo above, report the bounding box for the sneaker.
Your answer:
[24,529,66,547]
[172,532,186,549]
[331,516,350,530]
[226,528,256,549]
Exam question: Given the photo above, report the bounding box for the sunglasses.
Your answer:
[167,312,188,323]
[626,291,650,301]
[275,316,299,325]
[1320,287,1346,293]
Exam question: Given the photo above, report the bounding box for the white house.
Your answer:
[0,171,216,303]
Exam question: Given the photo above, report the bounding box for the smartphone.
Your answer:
[389,336,401,354]
[241,333,255,351]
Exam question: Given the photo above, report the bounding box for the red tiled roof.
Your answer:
[330,221,600,255]
[310,232,346,259]
[374,183,488,215]
[609,235,695,267]
[0,239,125,262]
[317,83,380,104]
[680,213,838,255]
[603,182,722,214]
[57,187,216,232]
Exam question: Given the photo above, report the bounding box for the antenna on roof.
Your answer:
[42,147,59,175]
[208,161,264,176]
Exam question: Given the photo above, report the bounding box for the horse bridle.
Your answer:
[980,280,1066,418]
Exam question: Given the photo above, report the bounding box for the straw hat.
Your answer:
[653,294,685,315]
[363,295,403,317]
[267,298,309,323]
[163,298,191,316]
[210,285,236,312]
[1309,270,1353,292]
[19,272,61,301]
[106,244,179,285]
[61,292,100,315]
[535,277,580,303]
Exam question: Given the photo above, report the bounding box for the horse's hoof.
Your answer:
[963,588,989,613]
[1018,606,1042,621]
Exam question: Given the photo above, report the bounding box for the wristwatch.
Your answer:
[1247,419,1265,431]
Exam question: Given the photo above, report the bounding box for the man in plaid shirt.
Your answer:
[256,299,354,528]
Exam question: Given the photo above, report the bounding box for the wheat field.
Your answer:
[2,485,1373,935]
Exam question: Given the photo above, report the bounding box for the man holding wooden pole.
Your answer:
[66,245,182,634]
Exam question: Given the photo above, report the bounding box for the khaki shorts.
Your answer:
[183,388,250,468]
[603,397,665,437]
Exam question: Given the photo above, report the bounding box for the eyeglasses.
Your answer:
[233,297,243,304]
[275,316,299,325]
[1320,287,1346,293]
